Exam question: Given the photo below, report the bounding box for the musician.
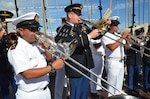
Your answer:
[89,38,105,98]
[54,17,68,99]
[7,12,64,99]
[0,10,17,99]
[56,17,67,32]
[55,3,101,99]
[143,26,150,93]
[101,16,130,97]
[126,28,143,94]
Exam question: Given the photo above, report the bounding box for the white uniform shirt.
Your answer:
[90,39,105,56]
[7,37,49,92]
[101,32,125,58]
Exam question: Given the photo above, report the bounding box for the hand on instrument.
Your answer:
[38,40,50,50]
[51,58,64,70]
[0,28,6,38]
[121,29,130,39]
[88,29,101,39]
[104,19,111,25]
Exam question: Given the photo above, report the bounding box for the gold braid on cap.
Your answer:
[34,14,39,22]
[71,6,82,10]
[0,14,12,17]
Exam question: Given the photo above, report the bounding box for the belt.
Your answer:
[107,57,124,62]
[43,86,48,90]
[18,86,48,92]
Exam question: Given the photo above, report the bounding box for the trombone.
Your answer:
[80,18,150,57]
[36,32,139,98]
[38,6,138,98]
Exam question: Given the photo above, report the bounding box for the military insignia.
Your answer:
[81,24,87,33]
[34,14,39,22]
[0,11,13,17]
[57,24,74,37]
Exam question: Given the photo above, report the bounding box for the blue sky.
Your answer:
[0,0,149,36]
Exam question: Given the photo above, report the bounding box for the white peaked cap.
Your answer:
[109,16,120,21]
[12,12,39,26]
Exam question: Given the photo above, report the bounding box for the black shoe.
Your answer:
[127,90,134,95]
[90,93,99,99]
[143,89,149,93]
[133,89,142,94]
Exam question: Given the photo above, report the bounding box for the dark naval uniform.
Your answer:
[0,10,17,99]
[126,44,142,91]
[55,22,95,77]
[143,39,150,91]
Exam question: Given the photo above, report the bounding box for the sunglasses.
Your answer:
[23,26,40,32]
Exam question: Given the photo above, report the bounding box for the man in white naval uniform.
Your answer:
[90,38,105,97]
[101,16,130,97]
[7,12,64,99]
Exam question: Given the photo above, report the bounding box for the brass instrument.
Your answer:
[81,17,150,57]
[35,31,128,96]
[125,23,149,45]
[35,31,140,98]
[6,32,18,48]
[35,6,138,98]
[80,8,112,35]
[35,32,78,58]
[124,23,150,57]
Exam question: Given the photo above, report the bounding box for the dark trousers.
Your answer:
[0,73,17,99]
[127,64,141,91]
[48,72,56,99]
[143,64,150,90]
[69,73,89,99]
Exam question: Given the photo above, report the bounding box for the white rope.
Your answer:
[86,0,90,20]
[90,0,93,20]
[109,0,112,9]
[45,0,53,34]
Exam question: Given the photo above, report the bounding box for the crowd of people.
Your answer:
[0,3,150,99]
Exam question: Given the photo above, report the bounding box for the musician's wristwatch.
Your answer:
[49,63,56,73]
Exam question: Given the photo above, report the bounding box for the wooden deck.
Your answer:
[88,85,150,99]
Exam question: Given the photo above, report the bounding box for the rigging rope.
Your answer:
[149,0,150,24]
[45,0,53,34]
[86,0,90,20]
[90,0,93,20]
[41,0,48,35]
[99,0,102,19]
[14,0,19,17]
[142,0,145,24]
[138,0,140,25]
[109,0,112,9]
[125,0,127,28]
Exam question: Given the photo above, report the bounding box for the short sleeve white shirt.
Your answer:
[101,32,125,58]
[7,37,49,92]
